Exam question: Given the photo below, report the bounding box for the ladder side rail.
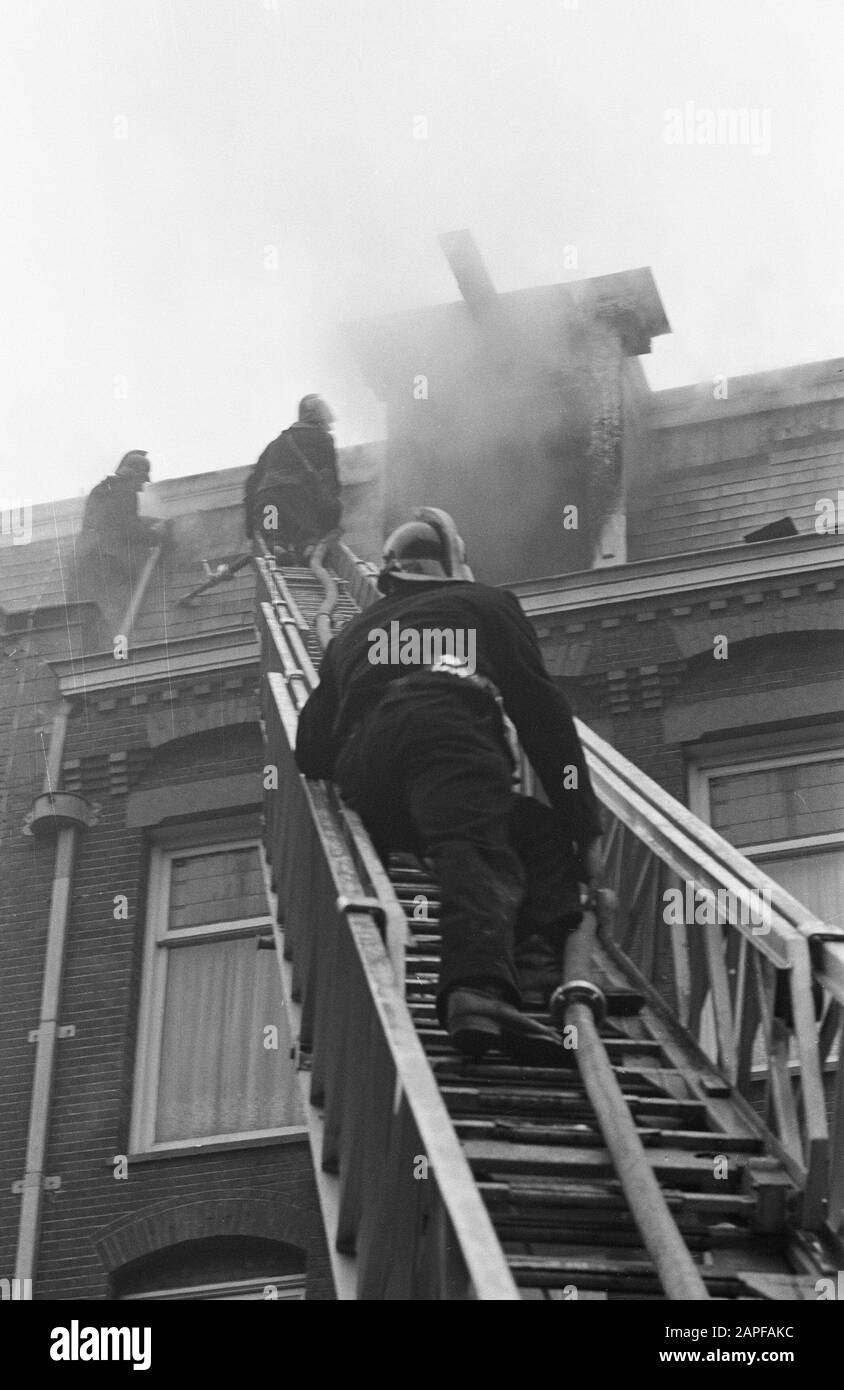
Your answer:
[258,585,518,1298]
[594,807,827,1222]
[827,1017,844,1235]
[328,538,381,611]
[256,563,408,982]
[578,718,844,997]
[579,721,835,1230]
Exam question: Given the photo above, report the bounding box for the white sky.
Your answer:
[1,0,843,503]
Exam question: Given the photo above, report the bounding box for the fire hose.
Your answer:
[306,528,343,649]
[551,897,709,1300]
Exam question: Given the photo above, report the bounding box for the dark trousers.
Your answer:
[335,683,583,1023]
[252,484,336,559]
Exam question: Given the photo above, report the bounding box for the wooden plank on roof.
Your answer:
[439,230,499,321]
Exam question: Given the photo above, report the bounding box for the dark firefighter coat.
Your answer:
[295,578,602,852]
[244,423,342,542]
[80,475,160,560]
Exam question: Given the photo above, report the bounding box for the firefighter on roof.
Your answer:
[80,450,168,571]
[295,509,604,1065]
[245,394,342,561]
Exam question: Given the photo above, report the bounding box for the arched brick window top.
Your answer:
[98,1197,312,1295]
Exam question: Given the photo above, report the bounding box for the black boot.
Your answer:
[446,984,577,1067]
[514,934,564,1009]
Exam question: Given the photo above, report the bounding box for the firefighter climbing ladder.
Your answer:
[255,535,844,1301]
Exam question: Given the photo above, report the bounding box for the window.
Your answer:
[689,741,843,1069]
[690,746,844,927]
[121,1275,305,1301]
[131,828,303,1152]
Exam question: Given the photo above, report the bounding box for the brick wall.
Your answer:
[0,641,334,1300]
[539,569,842,801]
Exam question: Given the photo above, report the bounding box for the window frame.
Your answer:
[130,823,304,1155]
[688,744,844,859]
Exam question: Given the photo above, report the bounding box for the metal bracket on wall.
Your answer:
[11,1175,61,1194]
[27,1024,75,1042]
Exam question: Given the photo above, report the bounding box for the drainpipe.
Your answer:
[13,544,160,1296]
[13,706,93,1298]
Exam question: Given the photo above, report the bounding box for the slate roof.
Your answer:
[628,434,844,560]
[628,358,844,561]
[0,447,384,654]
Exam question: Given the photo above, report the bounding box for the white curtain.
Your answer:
[156,937,301,1143]
[758,847,843,928]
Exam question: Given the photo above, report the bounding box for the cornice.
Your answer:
[511,536,844,619]
[50,627,260,697]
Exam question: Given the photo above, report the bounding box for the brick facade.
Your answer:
[535,562,843,804]
[0,616,334,1300]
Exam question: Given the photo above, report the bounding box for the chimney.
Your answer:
[348,245,670,584]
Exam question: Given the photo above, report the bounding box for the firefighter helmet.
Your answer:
[378,508,474,591]
[116,450,151,480]
[298,394,335,429]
